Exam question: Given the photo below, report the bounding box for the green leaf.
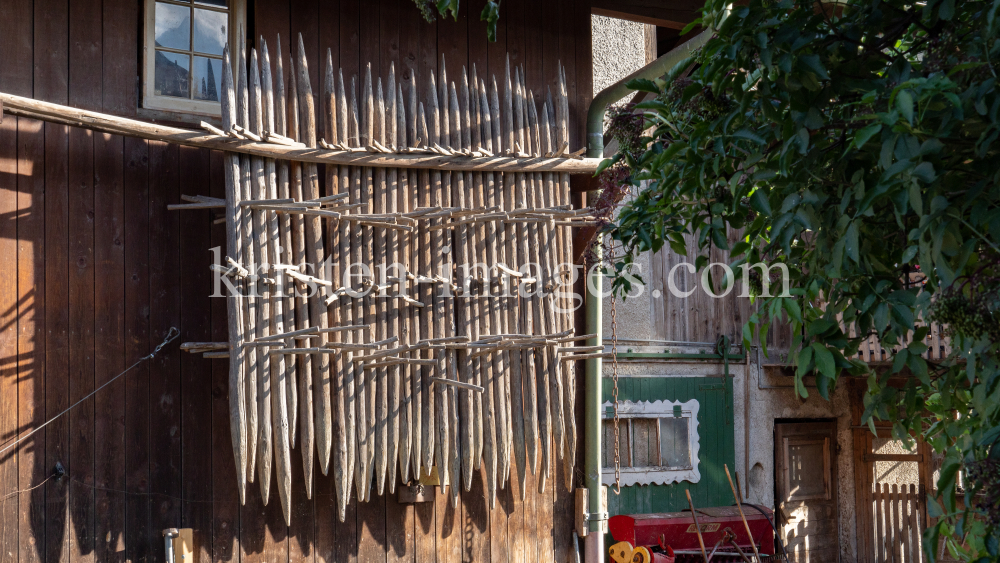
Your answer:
[911,162,936,183]
[794,372,810,399]
[893,349,909,374]
[845,222,860,264]
[436,0,460,19]
[749,188,771,216]
[480,1,501,42]
[594,156,618,177]
[938,460,960,503]
[896,90,914,125]
[854,123,882,150]
[811,343,836,379]
[798,54,829,79]
[732,129,766,144]
[927,496,944,519]
[731,240,751,256]
[711,226,730,250]
[939,0,955,19]
[626,78,660,94]
[783,298,803,324]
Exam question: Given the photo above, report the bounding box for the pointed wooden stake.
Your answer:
[221,45,249,507]
[296,33,334,480]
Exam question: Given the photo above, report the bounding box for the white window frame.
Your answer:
[142,0,246,117]
[601,399,700,486]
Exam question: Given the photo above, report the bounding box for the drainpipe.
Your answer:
[582,25,716,563]
[585,28,713,159]
[163,529,179,563]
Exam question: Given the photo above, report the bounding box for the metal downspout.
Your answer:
[585,29,713,159]
[582,27,714,563]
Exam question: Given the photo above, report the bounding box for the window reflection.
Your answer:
[155,51,190,98]
[149,0,230,107]
[154,2,190,50]
[193,56,222,101]
[193,8,227,55]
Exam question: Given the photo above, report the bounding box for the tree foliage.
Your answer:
[604,1,1000,560]
[412,0,502,41]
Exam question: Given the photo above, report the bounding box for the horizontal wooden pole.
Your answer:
[1,92,602,174]
[429,377,485,394]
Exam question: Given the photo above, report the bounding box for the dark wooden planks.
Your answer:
[146,139,182,554]
[93,4,137,561]
[0,0,33,98]
[67,1,103,554]
[123,136,151,563]
[37,0,72,559]
[102,0,138,116]
[179,145,214,561]
[67,124,98,563]
[93,130,126,563]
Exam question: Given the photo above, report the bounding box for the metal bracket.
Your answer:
[582,511,609,524]
[575,487,610,537]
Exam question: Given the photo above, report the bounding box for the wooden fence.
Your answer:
[762,315,952,366]
[873,483,924,563]
[847,321,951,364]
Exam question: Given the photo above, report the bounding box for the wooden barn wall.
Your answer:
[647,227,795,356]
[646,228,753,344]
[0,0,593,561]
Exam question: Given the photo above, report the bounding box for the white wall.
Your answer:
[591,15,648,101]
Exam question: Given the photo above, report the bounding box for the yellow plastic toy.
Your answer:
[608,541,651,563]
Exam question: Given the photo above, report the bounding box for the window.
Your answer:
[142,0,245,117]
[601,399,700,486]
[784,437,831,500]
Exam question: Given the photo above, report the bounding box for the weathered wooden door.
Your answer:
[775,421,840,563]
[859,429,929,563]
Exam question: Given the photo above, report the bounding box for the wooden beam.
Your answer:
[0,92,601,174]
[590,0,700,30]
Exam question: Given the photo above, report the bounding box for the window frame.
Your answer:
[141,0,245,117]
[601,399,701,486]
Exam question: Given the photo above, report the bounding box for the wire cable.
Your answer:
[0,327,181,460]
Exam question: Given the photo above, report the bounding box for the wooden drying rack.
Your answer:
[0,32,609,529]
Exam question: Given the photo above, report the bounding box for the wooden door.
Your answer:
[860,429,929,563]
[775,421,840,563]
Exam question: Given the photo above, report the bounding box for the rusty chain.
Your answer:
[610,247,622,495]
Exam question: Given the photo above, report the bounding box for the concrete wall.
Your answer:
[591,16,859,561]
[592,14,649,102]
